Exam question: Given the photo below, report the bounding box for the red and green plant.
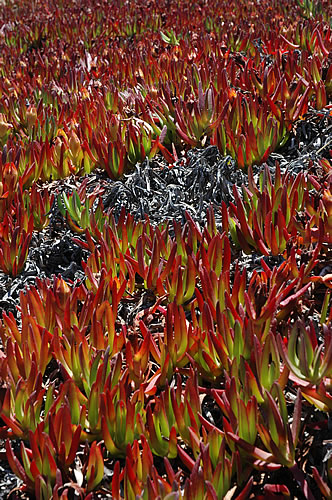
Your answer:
[0,0,331,497]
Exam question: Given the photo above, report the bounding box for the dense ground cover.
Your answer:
[0,0,331,498]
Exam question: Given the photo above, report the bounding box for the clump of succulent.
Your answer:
[0,0,331,498]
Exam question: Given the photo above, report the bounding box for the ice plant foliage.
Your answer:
[0,0,331,498]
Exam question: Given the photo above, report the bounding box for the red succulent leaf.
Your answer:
[5,440,27,483]
[234,477,254,499]
[264,483,290,496]
[177,444,195,471]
